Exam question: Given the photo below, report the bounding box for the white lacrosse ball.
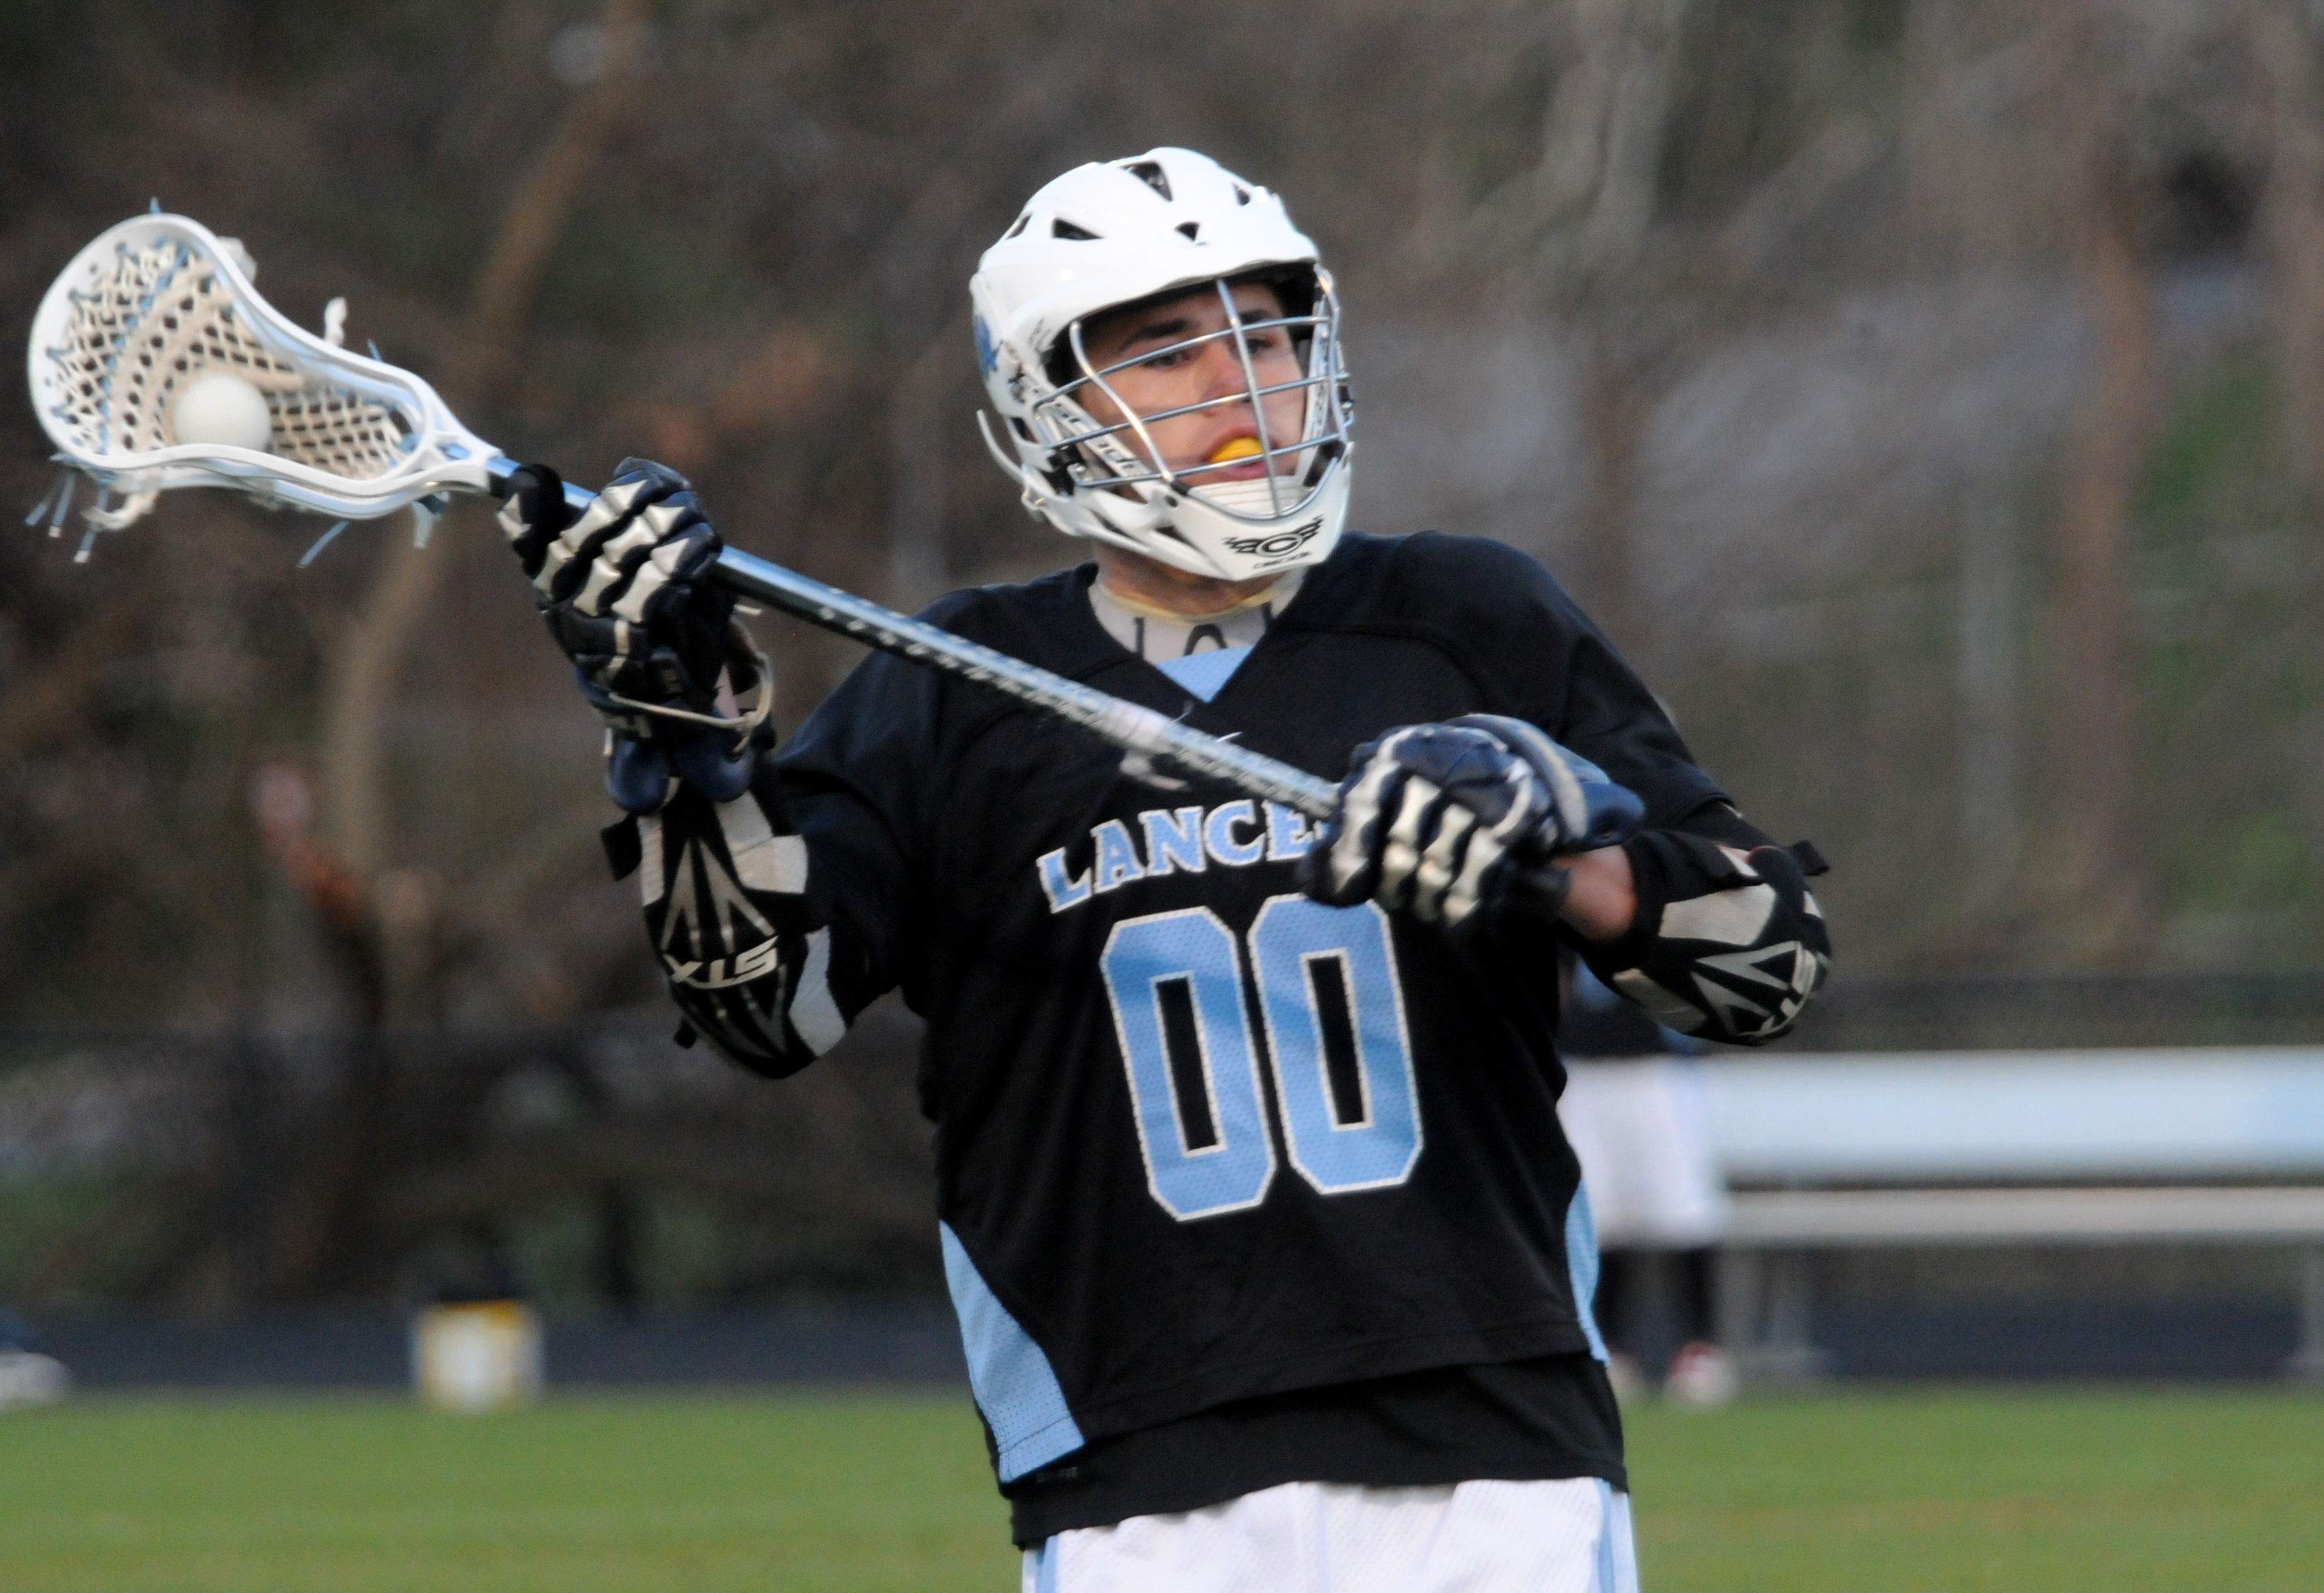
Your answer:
[170,371,273,451]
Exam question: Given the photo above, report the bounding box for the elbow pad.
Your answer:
[607,768,853,1077]
[1581,831,1830,1046]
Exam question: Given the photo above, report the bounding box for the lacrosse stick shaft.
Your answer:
[696,543,1630,903]
[701,546,1633,893]
[501,461,1345,818]
[511,468,1639,860]
[715,543,1346,815]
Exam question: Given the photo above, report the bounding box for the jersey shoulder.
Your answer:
[1290,531,1601,689]
[1306,533,1722,821]
[1298,531,1588,636]
[790,562,1110,751]
[917,562,1109,669]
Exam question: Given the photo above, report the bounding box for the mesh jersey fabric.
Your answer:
[1154,645,1251,701]
[943,1220,1087,1481]
[768,531,1740,1454]
[1002,1349,1624,1547]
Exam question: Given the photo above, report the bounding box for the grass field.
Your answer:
[0,1388,2316,1591]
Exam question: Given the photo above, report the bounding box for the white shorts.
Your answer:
[1559,1059,1729,1249]
[1021,1476,1639,1593]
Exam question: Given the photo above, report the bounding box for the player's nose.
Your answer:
[1195,338,1254,406]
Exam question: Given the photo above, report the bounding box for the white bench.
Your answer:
[1701,1048,2324,1381]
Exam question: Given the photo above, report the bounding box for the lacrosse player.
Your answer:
[501,148,1830,1592]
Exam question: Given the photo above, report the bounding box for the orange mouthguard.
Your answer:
[1206,436,1263,464]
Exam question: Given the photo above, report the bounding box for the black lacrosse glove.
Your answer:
[501,459,770,814]
[1302,713,1643,936]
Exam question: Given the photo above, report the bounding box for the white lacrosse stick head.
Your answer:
[27,213,499,528]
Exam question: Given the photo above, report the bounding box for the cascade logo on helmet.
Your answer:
[971,147,1355,584]
[1222,519,1323,559]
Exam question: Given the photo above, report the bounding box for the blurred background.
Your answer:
[2,0,2322,1387]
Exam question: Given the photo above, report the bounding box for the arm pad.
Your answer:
[1574,810,1831,1046]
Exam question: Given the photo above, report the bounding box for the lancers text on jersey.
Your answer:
[1040,800,1316,913]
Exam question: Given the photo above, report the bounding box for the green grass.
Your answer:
[0,1388,2317,1591]
[1625,1389,2324,1592]
[0,1391,1017,1592]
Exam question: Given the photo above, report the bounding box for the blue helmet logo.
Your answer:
[973,315,998,373]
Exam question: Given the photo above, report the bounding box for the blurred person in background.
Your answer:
[1557,949,1737,1408]
[0,1311,70,1413]
[498,148,1829,1591]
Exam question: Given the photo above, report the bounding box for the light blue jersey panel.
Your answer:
[1564,1180,1611,1363]
[939,1221,1086,1482]
[1155,644,1252,702]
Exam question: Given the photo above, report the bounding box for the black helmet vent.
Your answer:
[1052,218,1099,241]
[1233,185,1251,205]
[1176,221,1200,241]
[1123,160,1172,200]
[1004,212,1031,239]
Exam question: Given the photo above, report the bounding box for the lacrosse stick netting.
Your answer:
[29,213,496,533]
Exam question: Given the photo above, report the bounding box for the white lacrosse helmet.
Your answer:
[971,148,1355,582]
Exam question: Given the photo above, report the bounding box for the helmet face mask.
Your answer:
[973,150,1356,582]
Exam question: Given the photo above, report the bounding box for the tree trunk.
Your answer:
[276,0,656,1301]
[317,0,653,943]
[1575,325,1648,657]
[2051,20,2157,961]
[2250,0,2324,913]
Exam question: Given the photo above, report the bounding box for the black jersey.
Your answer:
[1001,1349,1627,1545]
[621,530,1831,1531]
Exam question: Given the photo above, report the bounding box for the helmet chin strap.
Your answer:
[1186,476,1299,518]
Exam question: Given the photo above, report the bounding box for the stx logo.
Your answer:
[664,938,782,989]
